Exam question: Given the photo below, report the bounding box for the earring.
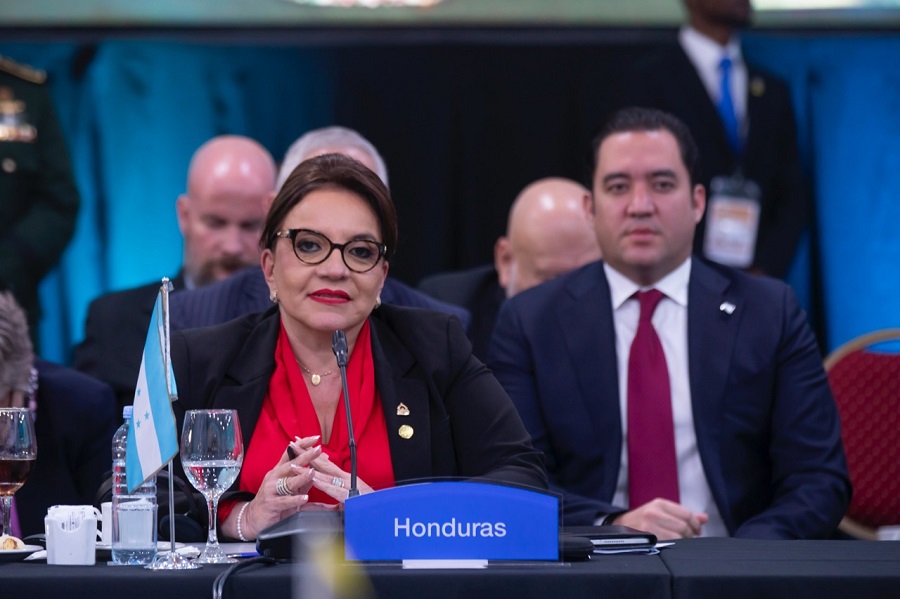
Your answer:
[270,289,278,303]
[375,296,382,309]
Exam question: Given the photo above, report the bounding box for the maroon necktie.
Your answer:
[627,289,680,508]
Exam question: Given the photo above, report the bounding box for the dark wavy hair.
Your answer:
[261,153,398,260]
[590,106,701,188]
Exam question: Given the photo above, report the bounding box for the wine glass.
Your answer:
[180,409,243,564]
[0,408,37,537]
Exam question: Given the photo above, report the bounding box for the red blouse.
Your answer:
[219,319,395,525]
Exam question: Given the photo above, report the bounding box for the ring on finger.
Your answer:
[276,476,293,497]
[331,476,345,489]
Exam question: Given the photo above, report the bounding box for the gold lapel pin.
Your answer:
[750,77,766,97]
[398,425,414,439]
[396,402,410,416]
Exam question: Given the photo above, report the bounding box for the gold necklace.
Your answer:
[295,359,334,386]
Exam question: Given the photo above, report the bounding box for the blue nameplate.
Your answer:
[343,481,558,561]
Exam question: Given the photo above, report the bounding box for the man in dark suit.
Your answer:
[419,177,600,359]
[621,0,807,278]
[73,135,277,408]
[489,107,849,540]
[0,291,117,538]
[418,265,502,361]
[72,274,184,410]
[169,126,470,332]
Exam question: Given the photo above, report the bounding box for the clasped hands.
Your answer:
[225,434,373,541]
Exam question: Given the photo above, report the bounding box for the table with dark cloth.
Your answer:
[3,539,900,599]
[661,538,900,599]
[0,552,669,599]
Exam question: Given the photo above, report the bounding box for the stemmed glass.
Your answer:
[0,408,37,537]
[180,409,243,564]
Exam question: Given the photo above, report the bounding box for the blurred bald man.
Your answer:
[495,178,601,298]
[74,135,277,408]
[177,135,277,288]
[419,177,601,358]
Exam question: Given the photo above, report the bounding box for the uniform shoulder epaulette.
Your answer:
[0,55,47,84]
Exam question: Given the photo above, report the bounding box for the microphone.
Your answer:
[256,331,358,558]
[332,330,359,498]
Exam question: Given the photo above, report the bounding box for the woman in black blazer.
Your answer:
[171,154,545,542]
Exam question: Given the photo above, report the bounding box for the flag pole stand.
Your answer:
[146,460,199,570]
[145,277,199,570]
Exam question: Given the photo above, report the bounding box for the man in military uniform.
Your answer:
[0,55,80,346]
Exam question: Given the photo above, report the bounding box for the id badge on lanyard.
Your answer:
[702,174,761,269]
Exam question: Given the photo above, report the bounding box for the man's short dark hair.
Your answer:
[590,107,701,187]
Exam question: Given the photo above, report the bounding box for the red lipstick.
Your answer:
[309,288,351,304]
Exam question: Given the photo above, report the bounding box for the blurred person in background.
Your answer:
[73,135,277,408]
[420,177,601,358]
[0,291,116,537]
[620,0,807,278]
[0,55,79,348]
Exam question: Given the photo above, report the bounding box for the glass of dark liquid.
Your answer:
[0,408,37,537]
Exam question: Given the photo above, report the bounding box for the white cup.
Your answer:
[45,505,102,565]
[100,502,112,545]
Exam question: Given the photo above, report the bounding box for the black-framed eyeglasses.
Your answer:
[274,229,387,273]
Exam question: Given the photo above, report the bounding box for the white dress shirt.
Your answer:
[679,25,748,136]
[605,259,728,537]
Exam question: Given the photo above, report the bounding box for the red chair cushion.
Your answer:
[828,348,900,528]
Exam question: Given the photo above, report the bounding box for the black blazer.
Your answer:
[418,264,506,361]
[73,272,185,409]
[623,44,808,278]
[16,360,118,537]
[170,304,546,493]
[489,259,850,538]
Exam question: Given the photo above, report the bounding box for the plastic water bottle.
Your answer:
[111,405,158,565]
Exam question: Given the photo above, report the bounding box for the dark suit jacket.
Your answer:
[418,264,506,361]
[168,266,471,332]
[623,44,808,278]
[73,273,185,409]
[0,64,80,339]
[16,360,118,537]
[488,259,850,539]
[169,305,545,499]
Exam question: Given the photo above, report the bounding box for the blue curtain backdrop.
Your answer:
[2,34,898,363]
[744,35,900,351]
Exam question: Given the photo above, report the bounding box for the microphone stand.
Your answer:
[332,330,359,497]
[256,330,358,559]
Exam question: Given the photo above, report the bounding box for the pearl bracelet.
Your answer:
[236,501,251,542]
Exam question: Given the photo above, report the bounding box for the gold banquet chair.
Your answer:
[825,329,900,540]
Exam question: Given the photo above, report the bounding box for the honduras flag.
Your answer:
[126,287,179,492]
